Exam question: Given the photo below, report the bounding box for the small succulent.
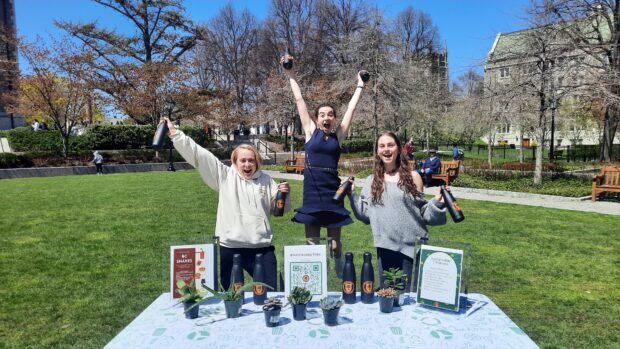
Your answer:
[287,286,312,305]
[262,297,283,311]
[202,280,273,302]
[319,296,344,310]
[377,287,397,299]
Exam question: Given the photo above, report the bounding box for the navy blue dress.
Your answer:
[292,129,353,228]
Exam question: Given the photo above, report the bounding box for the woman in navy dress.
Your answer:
[284,60,365,277]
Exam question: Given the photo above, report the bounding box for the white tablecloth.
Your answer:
[105,292,538,349]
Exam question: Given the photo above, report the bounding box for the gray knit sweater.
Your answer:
[349,177,446,258]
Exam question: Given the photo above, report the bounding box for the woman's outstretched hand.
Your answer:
[435,186,452,203]
[159,117,176,137]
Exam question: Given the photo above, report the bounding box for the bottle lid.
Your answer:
[363,252,372,261]
[233,254,242,264]
[345,252,353,261]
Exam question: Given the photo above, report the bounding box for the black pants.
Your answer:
[95,163,103,174]
[219,245,277,291]
[377,247,424,293]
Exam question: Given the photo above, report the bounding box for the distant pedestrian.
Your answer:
[93,151,104,175]
[404,137,414,161]
[452,143,459,160]
[31,119,40,132]
[40,122,48,130]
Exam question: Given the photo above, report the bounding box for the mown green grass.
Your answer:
[0,170,618,349]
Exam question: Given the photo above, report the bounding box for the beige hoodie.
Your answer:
[172,131,291,248]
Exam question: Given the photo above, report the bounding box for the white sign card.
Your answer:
[416,245,463,312]
[284,245,327,298]
[170,244,215,301]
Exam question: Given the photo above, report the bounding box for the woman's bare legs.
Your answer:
[305,224,344,277]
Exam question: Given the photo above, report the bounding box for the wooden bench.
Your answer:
[432,160,460,186]
[285,154,305,174]
[592,166,620,202]
[406,159,460,186]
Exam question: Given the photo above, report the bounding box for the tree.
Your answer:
[56,0,202,125]
[539,0,620,161]
[3,40,93,158]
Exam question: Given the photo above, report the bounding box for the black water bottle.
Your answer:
[252,254,267,305]
[333,176,354,203]
[342,252,356,304]
[152,121,168,148]
[441,186,465,223]
[360,252,374,304]
[272,180,287,217]
[231,254,244,293]
[282,48,293,70]
[360,70,370,82]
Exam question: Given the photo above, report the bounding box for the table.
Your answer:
[105,292,539,349]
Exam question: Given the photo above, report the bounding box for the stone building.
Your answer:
[0,0,22,130]
[484,21,618,148]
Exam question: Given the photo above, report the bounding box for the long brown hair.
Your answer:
[371,132,422,205]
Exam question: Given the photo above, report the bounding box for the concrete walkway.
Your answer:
[265,170,620,217]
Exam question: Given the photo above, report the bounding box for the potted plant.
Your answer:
[202,281,272,319]
[319,297,344,326]
[383,267,407,307]
[287,286,312,321]
[176,279,205,319]
[262,297,283,327]
[377,287,397,313]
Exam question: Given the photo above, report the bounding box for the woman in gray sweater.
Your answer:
[349,132,447,292]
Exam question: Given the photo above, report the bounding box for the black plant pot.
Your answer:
[264,308,281,327]
[393,289,405,307]
[379,297,394,313]
[183,301,199,319]
[322,308,340,326]
[224,299,243,318]
[292,303,307,321]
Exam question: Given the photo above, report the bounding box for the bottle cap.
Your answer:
[363,252,371,261]
[233,254,242,264]
[345,252,353,261]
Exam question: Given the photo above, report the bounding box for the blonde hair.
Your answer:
[231,144,262,169]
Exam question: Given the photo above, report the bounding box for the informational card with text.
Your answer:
[284,245,327,298]
[170,244,214,300]
[416,245,463,312]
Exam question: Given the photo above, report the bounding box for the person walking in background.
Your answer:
[159,117,290,291]
[348,132,447,291]
[283,58,365,277]
[404,138,414,161]
[92,151,104,175]
[417,147,441,187]
[31,119,40,132]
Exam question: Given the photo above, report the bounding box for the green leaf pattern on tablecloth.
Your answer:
[104,293,539,349]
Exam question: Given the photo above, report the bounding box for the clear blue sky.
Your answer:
[15,0,531,81]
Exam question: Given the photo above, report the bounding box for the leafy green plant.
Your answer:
[201,281,273,302]
[176,279,204,304]
[262,297,282,311]
[383,268,406,290]
[287,286,312,305]
[319,297,344,310]
[377,287,397,299]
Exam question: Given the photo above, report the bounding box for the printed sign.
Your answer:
[284,245,327,298]
[416,245,463,312]
[170,244,215,300]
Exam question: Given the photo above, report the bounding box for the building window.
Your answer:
[500,123,511,133]
[500,67,510,78]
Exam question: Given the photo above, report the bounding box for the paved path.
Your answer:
[264,171,620,216]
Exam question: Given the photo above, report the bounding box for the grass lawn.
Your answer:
[0,170,618,349]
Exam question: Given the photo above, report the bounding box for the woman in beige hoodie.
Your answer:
[161,118,291,291]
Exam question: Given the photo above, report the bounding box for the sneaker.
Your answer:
[333,255,344,279]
